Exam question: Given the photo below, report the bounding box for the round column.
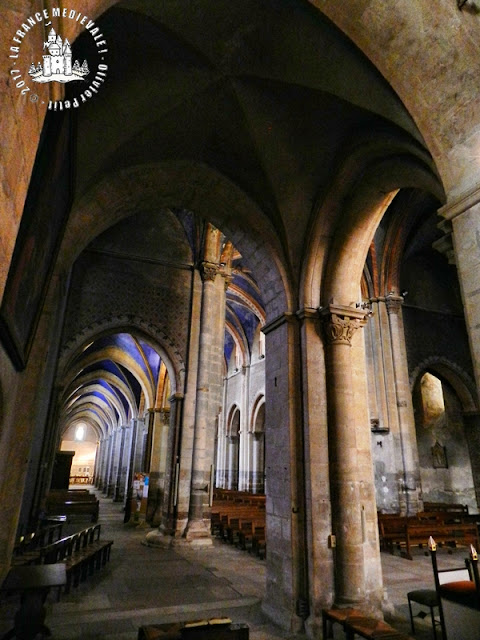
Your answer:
[322,305,370,606]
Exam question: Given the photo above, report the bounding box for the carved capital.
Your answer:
[199,261,220,282]
[385,295,403,315]
[320,305,368,345]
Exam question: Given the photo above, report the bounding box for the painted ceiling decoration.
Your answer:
[60,332,163,439]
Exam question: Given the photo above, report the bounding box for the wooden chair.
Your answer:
[407,588,441,640]
[429,537,480,639]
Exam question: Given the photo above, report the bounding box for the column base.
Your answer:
[182,518,213,545]
[261,599,304,634]
[144,530,175,548]
[144,522,213,548]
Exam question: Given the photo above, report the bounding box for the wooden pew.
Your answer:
[45,490,99,522]
[378,512,480,560]
[423,502,469,515]
[11,521,65,566]
[39,523,113,594]
[211,490,266,558]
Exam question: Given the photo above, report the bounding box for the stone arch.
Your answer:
[58,163,292,321]
[410,359,479,512]
[64,0,480,195]
[310,2,480,195]
[301,133,444,309]
[250,394,266,433]
[58,314,185,395]
[227,405,241,438]
[410,357,479,413]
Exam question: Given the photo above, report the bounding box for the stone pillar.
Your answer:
[385,295,422,515]
[463,412,480,509]
[93,440,100,486]
[367,298,401,514]
[183,260,226,543]
[148,408,170,525]
[103,434,114,496]
[439,193,480,400]
[157,394,185,535]
[262,313,308,632]
[124,419,139,508]
[239,365,250,491]
[107,429,119,497]
[96,438,106,490]
[114,426,127,502]
[321,304,380,609]
[297,308,333,634]
[133,418,146,474]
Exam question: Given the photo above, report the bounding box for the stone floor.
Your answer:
[0,490,469,639]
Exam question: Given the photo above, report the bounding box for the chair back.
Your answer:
[437,566,471,586]
[429,538,480,611]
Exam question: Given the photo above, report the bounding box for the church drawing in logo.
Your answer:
[28,28,89,83]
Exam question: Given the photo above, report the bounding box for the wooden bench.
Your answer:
[211,494,266,557]
[11,521,65,566]
[45,490,99,522]
[39,523,113,593]
[378,513,480,560]
[424,502,469,515]
[322,608,413,640]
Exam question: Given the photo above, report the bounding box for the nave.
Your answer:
[0,489,467,640]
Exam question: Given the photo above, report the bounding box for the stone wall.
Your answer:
[404,306,474,384]
[62,252,192,363]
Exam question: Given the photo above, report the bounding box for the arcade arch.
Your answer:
[2,2,480,636]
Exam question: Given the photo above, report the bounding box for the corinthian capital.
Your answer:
[320,304,368,345]
[199,261,220,282]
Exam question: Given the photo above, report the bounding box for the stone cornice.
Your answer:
[438,183,480,221]
[262,311,295,335]
[295,307,318,322]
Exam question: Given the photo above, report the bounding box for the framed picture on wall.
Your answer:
[0,111,74,370]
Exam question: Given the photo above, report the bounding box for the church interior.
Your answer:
[1,1,480,638]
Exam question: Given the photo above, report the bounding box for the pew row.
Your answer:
[40,523,113,594]
[211,490,266,559]
[378,511,480,560]
[45,489,100,522]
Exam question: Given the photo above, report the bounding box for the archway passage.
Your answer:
[412,369,478,513]
[7,1,480,637]
[59,330,171,508]
[60,422,96,485]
